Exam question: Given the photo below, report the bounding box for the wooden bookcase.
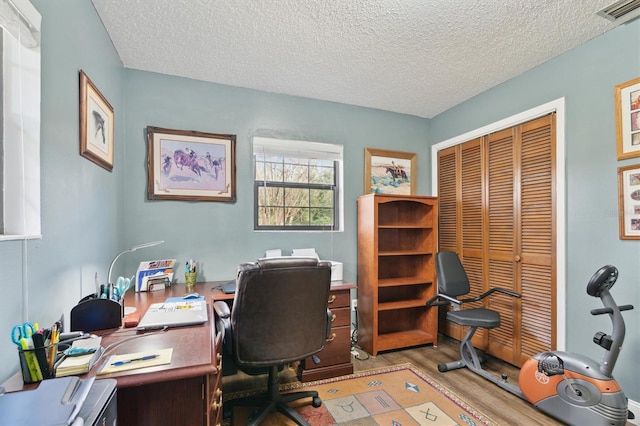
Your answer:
[357,194,438,356]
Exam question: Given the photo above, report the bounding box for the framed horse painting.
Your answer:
[364,148,416,195]
[146,126,236,202]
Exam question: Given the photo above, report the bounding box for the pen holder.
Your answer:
[185,272,197,287]
[18,342,57,383]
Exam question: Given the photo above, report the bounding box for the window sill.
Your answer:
[0,234,42,242]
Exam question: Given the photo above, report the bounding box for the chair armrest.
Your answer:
[213,300,230,318]
[460,287,521,303]
[213,301,238,376]
[426,293,462,307]
[326,309,333,340]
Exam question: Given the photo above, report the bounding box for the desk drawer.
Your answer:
[331,306,350,328]
[298,282,355,382]
[303,326,351,369]
[328,290,350,309]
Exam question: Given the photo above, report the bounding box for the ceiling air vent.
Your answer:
[597,0,640,23]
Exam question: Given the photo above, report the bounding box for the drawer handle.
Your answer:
[331,314,337,322]
[328,295,337,304]
[216,353,222,370]
[211,389,223,409]
[326,333,336,342]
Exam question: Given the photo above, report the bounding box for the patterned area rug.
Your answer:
[225,363,496,425]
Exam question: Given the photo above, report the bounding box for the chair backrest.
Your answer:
[435,251,472,298]
[230,257,332,367]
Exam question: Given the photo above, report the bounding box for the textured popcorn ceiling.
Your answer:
[91,0,622,118]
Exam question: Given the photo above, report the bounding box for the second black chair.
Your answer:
[214,257,332,425]
[427,251,521,373]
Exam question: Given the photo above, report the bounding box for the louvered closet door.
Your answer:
[437,138,487,345]
[458,138,487,347]
[517,114,556,363]
[486,127,520,363]
[437,113,556,367]
[436,145,461,340]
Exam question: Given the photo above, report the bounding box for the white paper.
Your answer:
[291,248,319,259]
[265,249,282,258]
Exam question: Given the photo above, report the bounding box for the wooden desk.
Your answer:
[2,283,223,426]
[211,280,356,382]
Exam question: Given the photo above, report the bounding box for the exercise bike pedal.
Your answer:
[537,352,565,376]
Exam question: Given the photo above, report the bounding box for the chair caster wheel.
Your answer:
[438,364,447,372]
[312,397,322,408]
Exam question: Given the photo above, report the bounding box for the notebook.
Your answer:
[137,300,208,331]
[55,336,103,377]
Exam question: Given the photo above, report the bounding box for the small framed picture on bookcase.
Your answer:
[364,148,416,195]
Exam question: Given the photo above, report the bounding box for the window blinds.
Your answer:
[253,137,343,161]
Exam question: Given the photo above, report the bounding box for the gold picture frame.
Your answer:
[364,148,416,195]
[617,163,640,239]
[615,77,640,160]
[147,126,236,202]
[79,70,114,171]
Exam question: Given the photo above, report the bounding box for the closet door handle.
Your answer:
[514,255,521,262]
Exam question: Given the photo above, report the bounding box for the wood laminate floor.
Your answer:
[350,335,561,425]
[223,335,563,425]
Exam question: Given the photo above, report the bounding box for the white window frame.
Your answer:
[0,0,41,240]
[253,136,344,232]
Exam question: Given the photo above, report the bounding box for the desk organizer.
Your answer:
[70,298,122,332]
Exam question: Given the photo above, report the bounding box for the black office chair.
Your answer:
[427,251,521,373]
[214,257,332,426]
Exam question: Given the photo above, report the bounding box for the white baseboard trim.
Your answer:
[628,400,640,425]
[629,399,639,425]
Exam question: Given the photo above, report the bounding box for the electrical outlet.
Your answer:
[351,299,357,311]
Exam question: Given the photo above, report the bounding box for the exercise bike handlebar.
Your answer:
[459,287,521,303]
[427,287,521,308]
[591,304,634,316]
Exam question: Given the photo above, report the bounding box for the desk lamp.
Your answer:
[108,240,164,314]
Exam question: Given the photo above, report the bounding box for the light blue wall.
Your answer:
[0,1,124,382]
[120,70,429,282]
[430,21,640,401]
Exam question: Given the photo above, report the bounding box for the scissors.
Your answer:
[114,276,131,300]
[11,322,36,347]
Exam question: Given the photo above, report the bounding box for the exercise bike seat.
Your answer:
[447,308,500,328]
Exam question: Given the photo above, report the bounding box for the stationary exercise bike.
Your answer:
[428,252,635,426]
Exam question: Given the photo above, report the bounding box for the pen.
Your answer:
[111,354,159,366]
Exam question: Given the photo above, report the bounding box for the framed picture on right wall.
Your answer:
[615,77,640,160]
[618,163,640,239]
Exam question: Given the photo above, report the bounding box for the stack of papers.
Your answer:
[55,337,103,377]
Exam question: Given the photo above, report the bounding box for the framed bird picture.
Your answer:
[79,70,114,171]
